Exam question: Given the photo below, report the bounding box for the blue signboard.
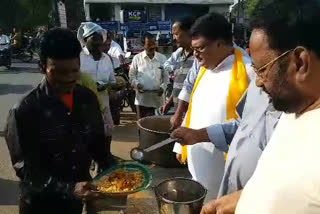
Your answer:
[96,20,171,32]
[157,21,171,31]
[123,10,147,23]
[146,22,158,31]
[121,22,148,31]
[96,21,119,31]
[120,21,171,32]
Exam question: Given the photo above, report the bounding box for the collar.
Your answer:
[82,47,90,55]
[40,78,79,98]
[210,53,235,72]
[181,48,193,59]
[141,50,148,59]
[240,81,271,128]
[235,92,247,119]
[142,50,159,61]
[39,78,55,98]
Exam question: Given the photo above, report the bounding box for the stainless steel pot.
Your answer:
[137,116,182,167]
[154,177,207,214]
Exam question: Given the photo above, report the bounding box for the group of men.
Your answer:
[4,0,320,213]
[0,28,20,57]
[167,0,320,213]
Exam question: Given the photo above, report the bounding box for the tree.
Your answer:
[49,0,85,30]
[0,0,51,32]
[19,0,51,29]
[0,0,86,32]
[64,0,86,30]
[245,0,260,17]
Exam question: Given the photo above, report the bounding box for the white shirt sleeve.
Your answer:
[178,88,191,102]
[177,59,200,102]
[114,47,124,58]
[163,48,180,73]
[160,55,169,91]
[129,55,139,88]
[112,41,125,57]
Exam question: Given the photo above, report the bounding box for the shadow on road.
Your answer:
[0,67,40,74]
[0,178,19,206]
[112,111,139,143]
[0,84,34,95]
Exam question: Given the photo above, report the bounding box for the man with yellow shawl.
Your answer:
[172,13,254,201]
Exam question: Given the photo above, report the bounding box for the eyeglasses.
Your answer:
[192,42,213,54]
[253,49,293,78]
[193,45,207,54]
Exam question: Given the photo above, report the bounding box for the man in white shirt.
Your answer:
[0,28,11,68]
[104,31,125,69]
[0,28,10,46]
[129,33,168,118]
[172,13,253,201]
[236,0,320,213]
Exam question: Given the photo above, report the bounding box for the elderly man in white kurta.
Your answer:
[173,13,254,201]
[78,22,116,154]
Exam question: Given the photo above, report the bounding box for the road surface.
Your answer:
[0,63,43,214]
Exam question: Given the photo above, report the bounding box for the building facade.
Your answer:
[84,0,234,31]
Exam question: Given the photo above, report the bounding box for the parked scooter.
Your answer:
[11,35,33,63]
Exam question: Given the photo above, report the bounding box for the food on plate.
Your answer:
[96,169,144,193]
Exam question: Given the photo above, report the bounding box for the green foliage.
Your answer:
[0,0,51,32]
[245,0,260,17]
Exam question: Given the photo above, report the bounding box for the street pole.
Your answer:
[50,0,60,27]
[237,0,241,23]
[242,0,247,42]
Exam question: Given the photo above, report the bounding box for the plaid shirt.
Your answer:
[164,48,195,106]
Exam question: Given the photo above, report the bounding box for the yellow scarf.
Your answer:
[181,49,248,163]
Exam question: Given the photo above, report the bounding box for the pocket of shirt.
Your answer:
[152,68,163,85]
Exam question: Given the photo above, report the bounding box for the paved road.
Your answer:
[0,63,43,213]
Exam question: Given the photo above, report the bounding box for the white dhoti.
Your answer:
[174,68,232,201]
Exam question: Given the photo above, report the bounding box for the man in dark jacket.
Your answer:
[5,28,115,214]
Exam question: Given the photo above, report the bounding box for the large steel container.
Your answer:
[137,116,182,167]
[155,178,207,214]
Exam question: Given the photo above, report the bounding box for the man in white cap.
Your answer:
[78,22,116,157]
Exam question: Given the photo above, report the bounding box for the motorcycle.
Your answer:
[109,53,136,125]
[11,35,33,63]
[117,62,136,112]
[0,42,11,69]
